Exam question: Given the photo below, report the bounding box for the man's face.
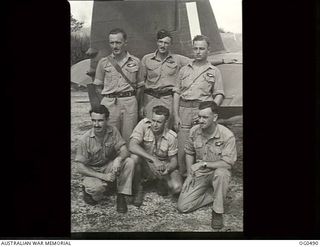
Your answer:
[109,33,127,56]
[91,112,108,135]
[157,36,172,55]
[198,107,218,130]
[151,113,166,134]
[192,40,209,62]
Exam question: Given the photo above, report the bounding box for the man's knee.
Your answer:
[123,157,135,171]
[214,168,230,178]
[83,177,106,195]
[171,182,182,195]
[177,199,193,213]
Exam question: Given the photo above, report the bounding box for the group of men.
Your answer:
[74,28,237,230]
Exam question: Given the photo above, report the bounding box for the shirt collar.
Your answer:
[111,51,132,64]
[196,124,221,140]
[89,126,113,138]
[151,50,173,61]
[187,60,213,70]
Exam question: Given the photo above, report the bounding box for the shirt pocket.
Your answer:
[88,146,102,161]
[104,141,115,159]
[124,65,139,83]
[208,144,222,161]
[156,141,168,158]
[103,64,117,84]
[143,134,154,151]
[165,62,178,76]
[146,64,161,82]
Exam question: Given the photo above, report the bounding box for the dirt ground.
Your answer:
[71,90,243,232]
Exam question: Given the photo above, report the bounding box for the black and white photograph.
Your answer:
[70,0,243,233]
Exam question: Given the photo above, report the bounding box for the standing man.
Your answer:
[129,105,183,201]
[93,28,141,143]
[75,105,135,213]
[177,101,237,230]
[173,35,225,177]
[139,29,190,127]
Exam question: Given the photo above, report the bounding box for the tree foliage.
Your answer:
[70,15,89,66]
[71,14,84,33]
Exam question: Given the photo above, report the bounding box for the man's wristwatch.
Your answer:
[203,162,207,168]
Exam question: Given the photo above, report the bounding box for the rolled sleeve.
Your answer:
[212,67,225,97]
[167,138,178,157]
[184,134,195,155]
[129,119,145,143]
[113,127,126,151]
[93,58,105,85]
[75,139,89,165]
[221,136,237,165]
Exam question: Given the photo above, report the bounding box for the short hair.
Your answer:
[89,105,110,119]
[109,28,127,40]
[152,105,170,120]
[199,101,219,114]
[157,29,172,40]
[192,35,210,47]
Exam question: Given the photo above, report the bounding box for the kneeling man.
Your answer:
[129,105,183,200]
[177,101,237,229]
[75,105,135,213]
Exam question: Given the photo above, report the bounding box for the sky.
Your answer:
[69,0,242,33]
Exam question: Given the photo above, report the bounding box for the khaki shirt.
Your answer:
[130,118,178,161]
[94,52,140,94]
[173,60,224,101]
[75,126,126,167]
[140,51,190,90]
[185,124,237,172]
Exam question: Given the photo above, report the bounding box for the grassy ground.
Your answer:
[71,90,243,232]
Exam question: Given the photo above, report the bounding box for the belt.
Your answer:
[103,90,136,98]
[144,88,173,99]
[179,98,201,108]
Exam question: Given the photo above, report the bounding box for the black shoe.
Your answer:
[211,210,223,229]
[157,179,168,196]
[82,186,98,206]
[116,193,128,213]
[133,184,144,207]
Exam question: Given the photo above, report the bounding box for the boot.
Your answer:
[133,184,144,207]
[82,186,98,206]
[156,179,168,196]
[116,193,128,213]
[211,210,223,229]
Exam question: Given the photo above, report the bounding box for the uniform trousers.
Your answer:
[177,105,200,177]
[100,96,138,144]
[82,157,135,201]
[177,168,230,214]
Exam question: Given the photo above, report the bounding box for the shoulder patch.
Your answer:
[167,130,177,138]
[127,62,137,67]
[167,59,175,64]
[206,72,214,77]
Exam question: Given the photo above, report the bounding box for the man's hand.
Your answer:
[190,161,206,174]
[223,58,238,64]
[100,172,116,182]
[147,158,163,178]
[174,116,181,132]
[139,107,145,119]
[181,175,196,193]
[161,168,169,176]
[112,158,123,176]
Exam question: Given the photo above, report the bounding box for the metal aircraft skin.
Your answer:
[71,0,242,118]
